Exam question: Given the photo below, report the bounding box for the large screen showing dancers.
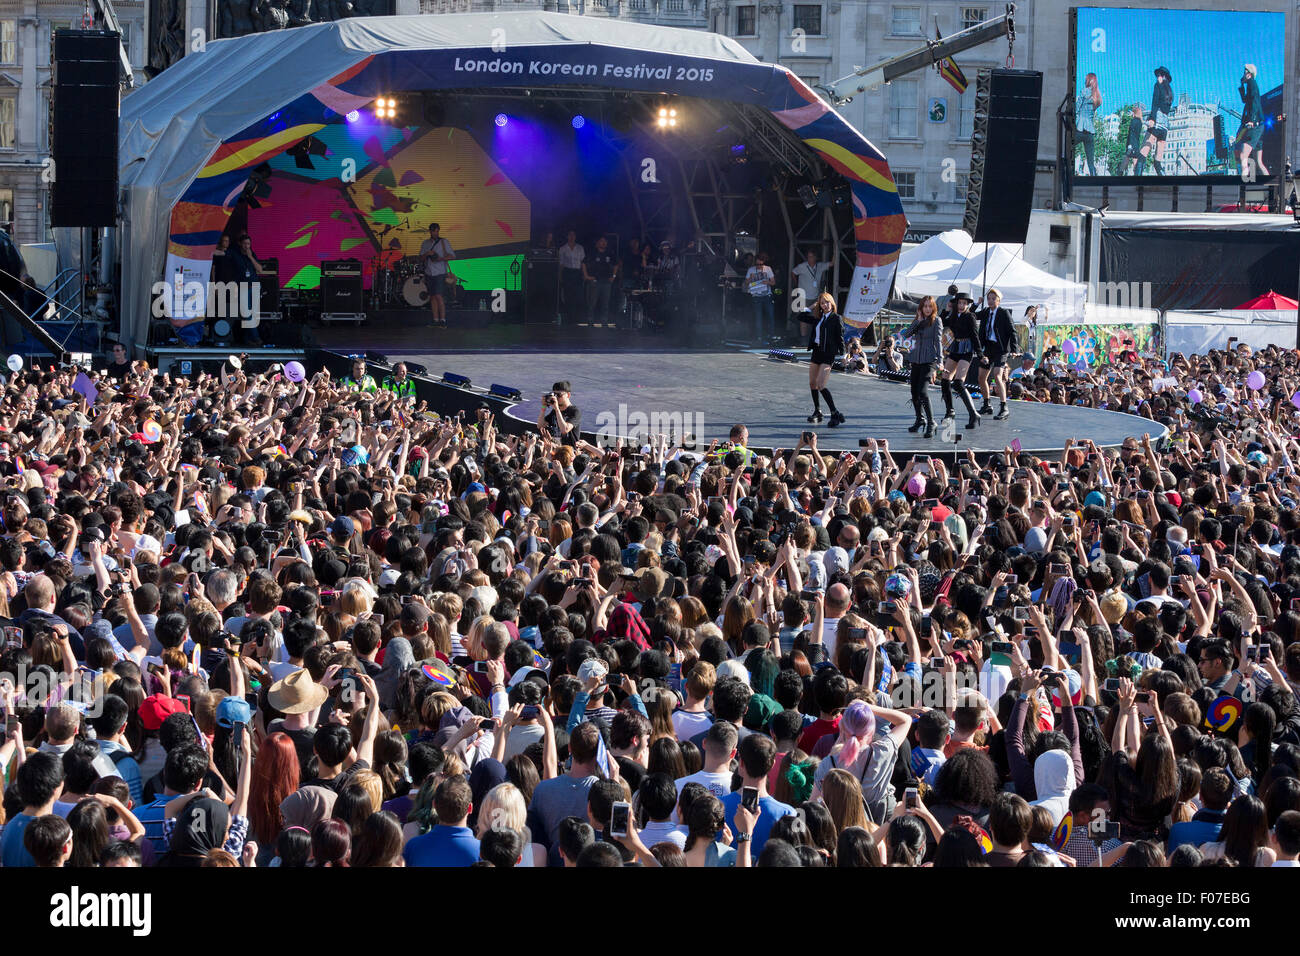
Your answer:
[1070,7,1284,180]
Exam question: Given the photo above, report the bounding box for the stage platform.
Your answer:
[381,348,1164,457]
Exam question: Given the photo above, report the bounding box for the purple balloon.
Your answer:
[1247,370,1266,390]
[1062,339,1077,355]
[1291,391,1300,411]
[1187,388,1203,405]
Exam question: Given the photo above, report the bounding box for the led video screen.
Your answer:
[1071,7,1284,180]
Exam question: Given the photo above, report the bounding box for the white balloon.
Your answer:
[6,354,22,372]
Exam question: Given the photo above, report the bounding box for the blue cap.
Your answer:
[329,515,355,538]
[467,482,487,495]
[216,695,253,729]
[1084,490,1107,508]
[340,444,370,468]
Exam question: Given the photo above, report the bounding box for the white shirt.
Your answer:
[673,769,733,822]
[558,243,585,270]
[640,820,688,850]
[672,709,712,742]
[792,261,829,305]
[822,617,842,662]
[746,265,774,297]
[419,237,454,277]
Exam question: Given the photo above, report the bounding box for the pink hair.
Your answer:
[837,701,877,768]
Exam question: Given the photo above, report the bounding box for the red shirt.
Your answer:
[798,716,840,754]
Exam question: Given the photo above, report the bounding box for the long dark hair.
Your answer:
[1220,795,1269,867]
[916,295,938,326]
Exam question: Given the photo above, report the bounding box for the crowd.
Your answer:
[2,338,1300,869]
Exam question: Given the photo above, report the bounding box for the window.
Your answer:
[954,171,970,202]
[960,7,988,31]
[798,75,821,89]
[888,79,918,137]
[793,4,822,35]
[0,20,15,64]
[736,5,757,35]
[957,85,976,138]
[0,94,14,149]
[894,171,917,200]
[890,6,921,35]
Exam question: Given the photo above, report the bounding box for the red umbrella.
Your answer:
[1233,290,1299,309]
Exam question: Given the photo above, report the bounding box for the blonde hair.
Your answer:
[351,769,384,814]
[816,292,837,315]
[475,782,528,838]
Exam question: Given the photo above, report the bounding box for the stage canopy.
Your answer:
[894,229,1085,316]
[118,11,907,344]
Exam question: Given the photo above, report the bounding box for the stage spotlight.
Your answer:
[404,361,428,377]
[489,384,523,402]
[345,110,359,123]
[443,372,472,389]
[365,350,390,367]
[212,318,233,347]
[798,184,819,209]
[656,106,679,129]
[374,97,397,120]
[286,135,328,171]
[495,113,508,127]
[572,114,586,130]
[767,349,798,362]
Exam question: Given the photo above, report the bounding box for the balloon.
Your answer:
[1292,391,1300,412]
[1187,388,1203,405]
[1247,370,1266,390]
[906,474,925,497]
[284,361,305,383]
[141,420,163,443]
[1062,339,1076,356]
[227,355,242,370]
[5,355,22,372]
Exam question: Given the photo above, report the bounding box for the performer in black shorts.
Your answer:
[807,292,846,427]
[940,290,981,430]
[976,287,1016,420]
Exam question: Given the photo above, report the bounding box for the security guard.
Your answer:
[341,356,378,392]
[382,361,416,400]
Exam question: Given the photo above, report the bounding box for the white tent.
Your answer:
[895,229,1086,316]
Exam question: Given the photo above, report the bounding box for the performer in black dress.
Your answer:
[939,290,981,430]
[807,292,846,427]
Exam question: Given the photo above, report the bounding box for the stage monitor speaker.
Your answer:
[322,259,363,312]
[962,68,1043,244]
[51,31,120,228]
[524,256,559,324]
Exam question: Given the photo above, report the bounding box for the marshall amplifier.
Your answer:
[322,259,363,313]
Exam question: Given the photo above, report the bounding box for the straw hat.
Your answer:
[267,668,328,715]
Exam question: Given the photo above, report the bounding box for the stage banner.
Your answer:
[844,265,885,328]
[160,254,214,319]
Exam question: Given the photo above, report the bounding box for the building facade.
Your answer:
[0,0,148,245]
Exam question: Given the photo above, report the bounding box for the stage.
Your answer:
[378,346,1164,456]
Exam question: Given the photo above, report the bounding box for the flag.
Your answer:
[936,25,968,94]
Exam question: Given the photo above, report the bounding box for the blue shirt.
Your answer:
[1168,809,1225,852]
[719,792,797,858]
[98,740,144,806]
[0,812,38,867]
[134,795,171,855]
[403,825,481,867]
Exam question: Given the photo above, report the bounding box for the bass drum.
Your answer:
[402,276,429,307]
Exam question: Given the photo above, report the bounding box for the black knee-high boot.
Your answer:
[941,378,954,419]
[908,369,925,431]
[956,382,979,428]
[820,388,838,414]
[920,391,935,438]
[810,388,821,413]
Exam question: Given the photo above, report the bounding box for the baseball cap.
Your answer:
[216,695,253,729]
[576,658,609,692]
[328,515,355,538]
[138,694,186,731]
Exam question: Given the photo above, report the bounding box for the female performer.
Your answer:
[939,291,981,430]
[1238,64,1268,177]
[807,292,846,428]
[903,295,943,438]
[1138,67,1173,176]
[1075,73,1102,176]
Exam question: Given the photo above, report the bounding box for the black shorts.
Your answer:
[985,349,1007,368]
[810,348,838,367]
[1149,125,1168,142]
[945,341,974,362]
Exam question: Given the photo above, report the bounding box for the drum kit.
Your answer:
[370,255,460,309]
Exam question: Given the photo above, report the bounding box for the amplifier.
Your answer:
[259,258,279,313]
[323,259,363,278]
[322,259,363,312]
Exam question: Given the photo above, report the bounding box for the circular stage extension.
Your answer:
[387,348,1165,456]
